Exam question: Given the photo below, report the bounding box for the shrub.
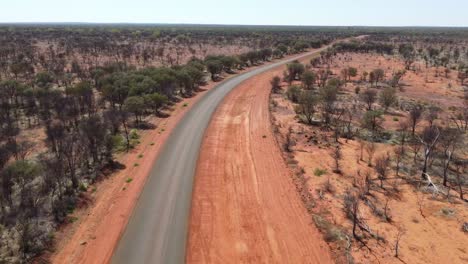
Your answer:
[314,168,328,177]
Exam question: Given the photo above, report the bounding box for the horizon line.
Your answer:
[0,22,467,28]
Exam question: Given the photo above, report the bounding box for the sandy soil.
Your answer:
[187,64,332,263]
[329,53,465,109]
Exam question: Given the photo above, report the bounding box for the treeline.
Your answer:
[332,40,395,55]
[0,25,338,78]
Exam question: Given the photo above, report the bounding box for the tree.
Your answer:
[439,128,459,186]
[319,84,338,126]
[379,87,397,111]
[457,66,467,85]
[409,104,424,136]
[301,71,316,90]
[297,90,317,124]
[390,70,406,88]
[365,141,376,167]
[341,67,357,83]
[361,110,384,137]
[369,69,385,86]
[286,61,305,84]
[3,160,42,212]
[399,44,416,70]
[417,125,440,180]
[205,59,223,81]
[143,93,168,115]
[360,89,378,111]
[348,67,358,79]
[375,155,390,188]
[425,106,440,127]
[270,76,281,93]
[331,145,342,174]
[286,85,301,103]
[123,96,146,125]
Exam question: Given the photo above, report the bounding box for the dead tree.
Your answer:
[365,141,376,167]
[375,154,391,189]
[394,228,405,258]
[455,162,466,201]
[439,129,460,186]
[418,126,440,180]
[331,145,342,174]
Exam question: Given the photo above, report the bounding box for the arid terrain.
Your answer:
[0,23,467,264]
[269,37,468,263]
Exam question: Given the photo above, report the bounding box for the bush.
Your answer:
[286,85,302,103]
[314,168,328,177]
[111,134,127,152]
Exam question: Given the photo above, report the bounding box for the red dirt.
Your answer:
[49,52,317,264]
[187,65,332,263]
[50,80,230,264]
[269,52,468,263]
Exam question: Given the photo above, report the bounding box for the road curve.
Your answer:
[111,48,330,264]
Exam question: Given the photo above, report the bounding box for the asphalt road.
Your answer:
[111,48,328,264]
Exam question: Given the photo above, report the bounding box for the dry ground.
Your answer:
[187,58,332,264]
[270,52,468,263]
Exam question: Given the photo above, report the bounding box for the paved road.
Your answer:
[111,48,329,264]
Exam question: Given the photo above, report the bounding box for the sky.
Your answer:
[1,0,467,27]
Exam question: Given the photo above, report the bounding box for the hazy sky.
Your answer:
[2,0,467,27]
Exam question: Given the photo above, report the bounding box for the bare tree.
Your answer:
[455,162,466,200]
[417,126,440,180]
[365,142,376,167]
[439,128,459,186]
[331,145,342,174]
[360,89,377,111]
[375,154,391,188]
[409,104,424,136]
[394,228,405,258]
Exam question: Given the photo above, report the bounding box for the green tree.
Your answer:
[124,96,146,124]
[144,93,168,115]
[270,76,281,93]
[286,61,305,84]
[301,71,316,90]
[205,59,223,81]
[399,44,416,70]
[286,85,301,103]
[297,90,318,124]
[379,87,397,111]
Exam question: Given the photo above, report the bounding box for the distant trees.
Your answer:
[399,44,416,70]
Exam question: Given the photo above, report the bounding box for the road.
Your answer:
[111,47,331,264]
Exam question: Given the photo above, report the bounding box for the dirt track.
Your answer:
[187,62,333,263]
[51,43,342,264]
